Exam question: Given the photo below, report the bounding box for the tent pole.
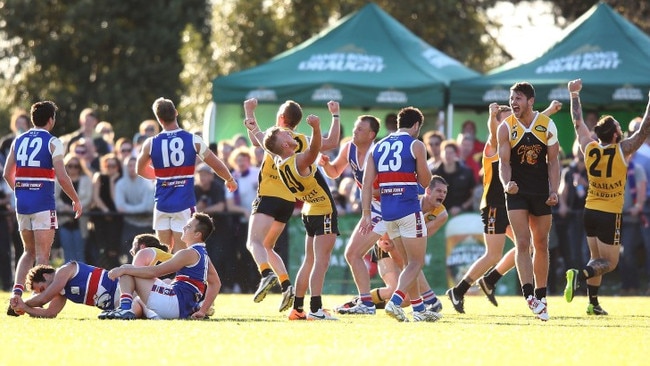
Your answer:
[446,103,454,140]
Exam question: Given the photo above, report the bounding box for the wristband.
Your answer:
[570,91,580,97]
[332,114,339,118]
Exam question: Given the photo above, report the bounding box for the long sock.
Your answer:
[370,288,383,305]
[119,293,133,311]
[421,289,437,304]
[294,297,304,312]
[12,284,24,297]
[310,296,322,313]
[522,283,534,299]
[280,279,291,292]
[484,268,502,287]
[359,293,373,306]
[260,266,273,278]
[587,285,600,306]
[534,287,547,300]
[578,266,595,281]
[410,297,425,312]
[455,279,472,297]
[389,290,406,306]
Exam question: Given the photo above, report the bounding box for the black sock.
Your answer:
[281,280,291,292]
[456,279,471,297]
[522,283,534,299]
[294,297,304,312]
[587,285,600,306]
[534,287,547,300]
[484,268,502,288]
[310,296,322,313]
[261,268,273,277]
[579,266,595,281]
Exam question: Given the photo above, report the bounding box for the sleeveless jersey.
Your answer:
[349,141,380,209]
[373,132,421,221]
[503,113,556,195]
[63,261,119,310]
[480,145,505,209]
[423,204,447,223]
[258,129,309,201]
[173,243,209,318]
[152,247,173,264]
[275,154,336,216]
[13,129,58,214]
[150,129,197,212]
[584,141,627,213]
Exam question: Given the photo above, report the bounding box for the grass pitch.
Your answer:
[2,292,649,366]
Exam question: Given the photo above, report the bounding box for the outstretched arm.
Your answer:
[296,115,322,173]
[621,91,650,157]
[320,101,340,152]
[497,123,517,195]
[244,98,263,147]
[567,79,593,153]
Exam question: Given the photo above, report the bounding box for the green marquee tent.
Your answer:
[449,2,650,107]
[212,3,479,109]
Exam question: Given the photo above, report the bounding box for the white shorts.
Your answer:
[370,200,386,236]
[385,211,427,240]
[153,207,194,233]
[16,210,58,231]
[145,279,180,319]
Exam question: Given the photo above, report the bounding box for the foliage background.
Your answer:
[0,0,648,139]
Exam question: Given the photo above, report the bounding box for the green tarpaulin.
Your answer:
[212,3,479,109]
[449,2,650,107]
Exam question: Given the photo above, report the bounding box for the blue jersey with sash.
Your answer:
[13,129,57,214]
[150,129,197,212]
[373,132,420,221]
[63,261,119,310]
[172,243,209,318]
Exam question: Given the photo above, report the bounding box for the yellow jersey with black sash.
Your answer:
[584,141,627,213]
[503,112,558,195]
[258,129,309,201]
[480,146,504,209]
[275,154,336,216]
[423,204,447,223]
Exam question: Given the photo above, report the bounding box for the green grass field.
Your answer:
[2,292,649,366]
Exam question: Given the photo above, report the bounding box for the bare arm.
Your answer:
[2,144,16,189]
[194,259,220,319]
[24,264,76,308]
[621,91,650,157]
[202,149,237,193]
[413,140,432,188]
[497,123,516,194]
[547,142,561,204]
[244,98,262,147]
[109,248,197,280]
[541,100,562,117]
[567,79,593,153]
[485,103,499,156]
[296,115,322,173]
[320,101,340,152]
[318,142,350,179]
[15,294,67,318]
[360,152,377,222]
[426,210,448,237]
[53,156,82,218]
[136,138,156,179]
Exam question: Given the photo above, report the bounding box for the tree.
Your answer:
[0,0,210,139]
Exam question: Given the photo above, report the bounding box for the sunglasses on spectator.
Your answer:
[121,147,132,153]
[75,149,87,155]
[67,164,81,169]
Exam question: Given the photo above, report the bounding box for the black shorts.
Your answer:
[583,208,622,246]
[370,243,391,263]
[302,213,340,237]
[481,206,510,235]
[506,193,552,216]
[251,196,295,223]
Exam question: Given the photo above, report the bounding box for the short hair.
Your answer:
[152,98,177,124]
[263,127,284,155]
[228,146,252,168]
[510,82,535,99]
[30,101,58,128]
[594,115,618,143]
[384,113,397,131]
[429,174,449,189]
[278,100,302,129]
[496,105,512,122]
[461,120,477,134]
[423,130,444,144]
[396,107,424,129]
[193,212,215,241]
[359,115,380,135]
[441,140,460,155]
[26,264,56,291]
[139,119,160,135]
[134,233,169,253]
[79,108,97,123]
[10,109,29,133]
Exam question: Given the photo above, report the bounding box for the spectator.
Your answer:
[94,121,115,156]
[461,119,485,156]
[114,137,134,163]
[91,153,123,268]
[69,138,100,173]
[61,107,108,156]
[433,140,476,216]
[232,133,249,148]
[217,139,235,172]
[55,154,93,262]
[0,109,29,166]
[457,132,482,183]
[423,130,444,172]
[114,156,155,262]
[132,119,159,146]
